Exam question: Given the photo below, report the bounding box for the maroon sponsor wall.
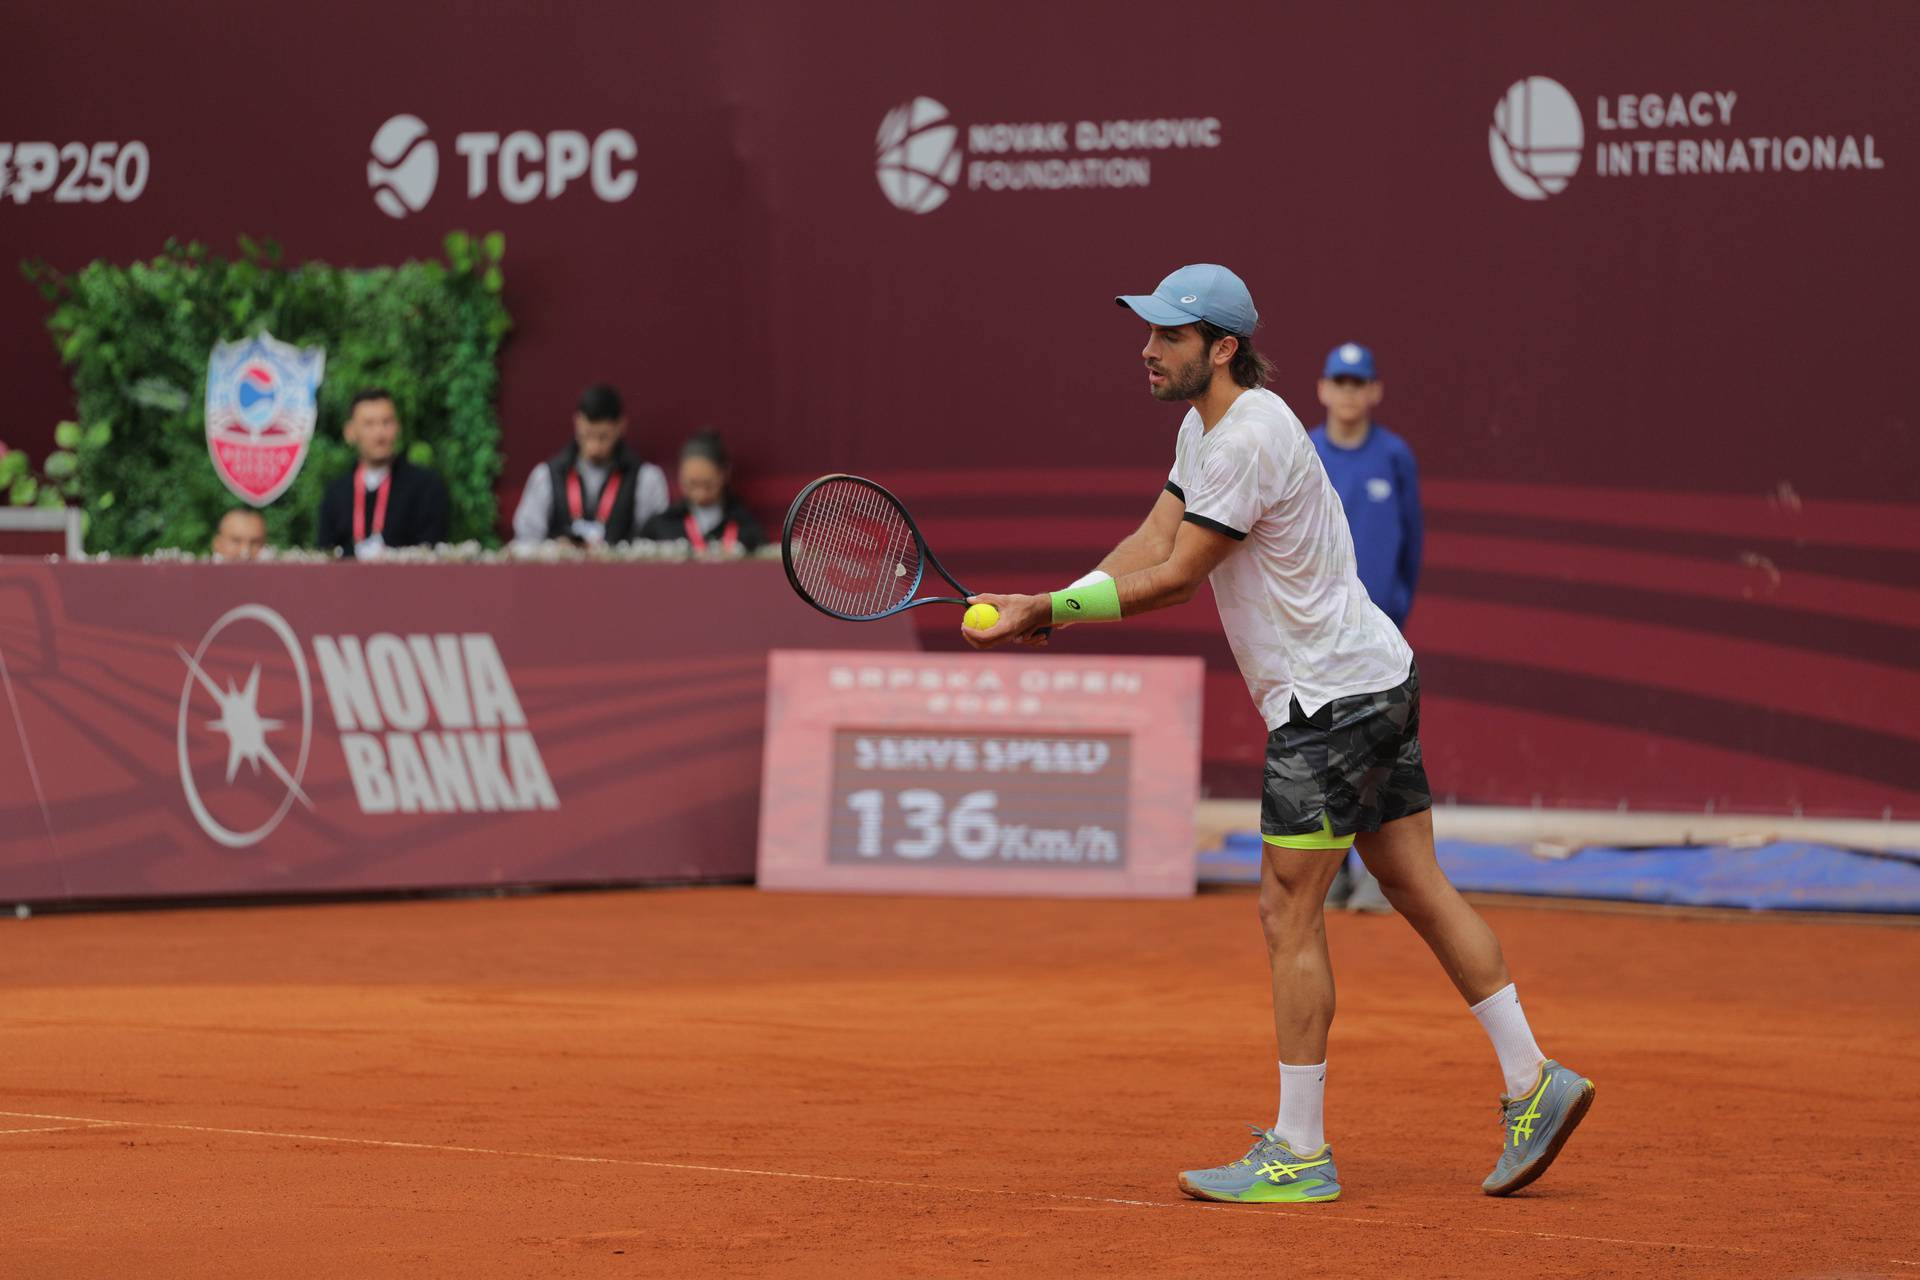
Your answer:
[4,2,1916,818]
[0,561,913,900]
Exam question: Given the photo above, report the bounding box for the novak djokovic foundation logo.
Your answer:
[367,113,638,218]
[1491,76,1887,200]
[874,95,1223,214]
[178,606,557,847]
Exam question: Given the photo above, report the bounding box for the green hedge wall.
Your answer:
[23,232,510,554]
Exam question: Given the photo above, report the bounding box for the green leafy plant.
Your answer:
[0,422,91,511]
[23,233,511,555]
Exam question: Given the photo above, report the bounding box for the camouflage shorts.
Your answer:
[1261,662,1432,840]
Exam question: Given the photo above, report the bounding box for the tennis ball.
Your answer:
[963,602,1000,631]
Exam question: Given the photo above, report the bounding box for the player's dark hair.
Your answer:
[347,387,397,416]
[680,429,731,472]
[1196,320,1275,390]
[577,383,625,423]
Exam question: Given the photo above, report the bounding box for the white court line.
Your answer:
[0,1122,122,1136]
[0,1108,1759,1258]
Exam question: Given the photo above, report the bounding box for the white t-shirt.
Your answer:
[1167,387,1412,727]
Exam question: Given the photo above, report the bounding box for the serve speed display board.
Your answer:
[828,729,1131,868]
[759,650,1202,898]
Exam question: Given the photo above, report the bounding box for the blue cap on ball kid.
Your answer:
[1115,264,1259,336]
[1322,342,1377,380]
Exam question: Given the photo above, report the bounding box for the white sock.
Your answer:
[1274,1061,1326,1153]
[1470,982,1547,1097]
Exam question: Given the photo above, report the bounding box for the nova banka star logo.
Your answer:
[177,607,559,847]
[176,605,316,849]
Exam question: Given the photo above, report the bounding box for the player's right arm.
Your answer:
[1091,488,1185,579]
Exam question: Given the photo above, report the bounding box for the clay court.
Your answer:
[4,887,1916,1278]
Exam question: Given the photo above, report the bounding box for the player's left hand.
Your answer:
[961,593,1051,649]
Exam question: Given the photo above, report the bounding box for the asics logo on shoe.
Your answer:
[1256,1156,1328,1182]
[1510,1077,1550,1146]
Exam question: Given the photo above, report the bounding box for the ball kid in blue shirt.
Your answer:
[1309,343,1423,631]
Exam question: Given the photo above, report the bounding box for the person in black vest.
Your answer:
[317,388,450,559]
[638,430,767,554]
[510,383,669,547]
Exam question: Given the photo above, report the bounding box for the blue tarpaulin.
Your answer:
[1198,834,1920,914]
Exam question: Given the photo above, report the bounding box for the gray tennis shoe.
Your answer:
[1482,1059,1596,1195]
[1178,1126,1341,1204]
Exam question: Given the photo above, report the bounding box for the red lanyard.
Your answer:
[353,465,391,543]
[684,512,739,553]
[566,468,622,524]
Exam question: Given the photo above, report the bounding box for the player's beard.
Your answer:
[1149,352,1212,402]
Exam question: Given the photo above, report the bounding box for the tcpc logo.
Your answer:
[367,113,640,218]
[368,115,439,217]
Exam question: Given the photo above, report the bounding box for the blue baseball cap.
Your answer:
[1115,264,1259,336]
[1323,342,1377,380]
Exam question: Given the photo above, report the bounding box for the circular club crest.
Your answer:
[1490,77,1584,200]
[176,604,315,848]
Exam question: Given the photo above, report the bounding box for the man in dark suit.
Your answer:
[317,389,450,559]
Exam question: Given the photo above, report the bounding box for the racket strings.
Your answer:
[790,480,921,619]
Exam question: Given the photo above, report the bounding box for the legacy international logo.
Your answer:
[1490,76,1887,200]
[874,95,1223,214]
[178,606,557,846]
[1490,78,1583,200]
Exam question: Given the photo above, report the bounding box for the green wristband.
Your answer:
[1050,577,1123,624]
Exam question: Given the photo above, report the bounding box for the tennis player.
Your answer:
[961,264,1593,1203]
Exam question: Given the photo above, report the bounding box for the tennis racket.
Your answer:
[782,473,1047,635]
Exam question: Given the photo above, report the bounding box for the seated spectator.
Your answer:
[210,507,267,560]
[317,388,450,558]
[512,383,668,547]
[638,431,767,553]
